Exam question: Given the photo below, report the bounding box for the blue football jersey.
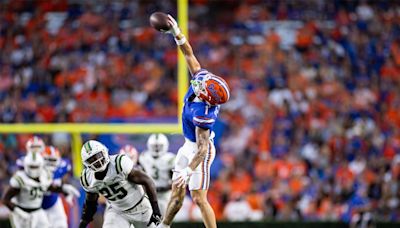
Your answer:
[182,69,220,142]
[42,159,71,209]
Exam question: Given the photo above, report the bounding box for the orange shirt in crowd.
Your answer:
[255,158,274,180]
[336,165,355,184]
[274,159,292,179]
[246,193,264,210]
[229,170,253,195]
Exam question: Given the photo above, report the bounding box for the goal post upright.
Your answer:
[177,0,189,128]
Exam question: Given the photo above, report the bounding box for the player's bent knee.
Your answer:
[191,192,209,208]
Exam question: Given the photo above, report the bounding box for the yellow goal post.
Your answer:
[0,0,188,178]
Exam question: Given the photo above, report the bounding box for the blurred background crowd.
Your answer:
[1,0,400,226]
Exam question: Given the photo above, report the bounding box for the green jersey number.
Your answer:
[99,182,128,201]
[152,165,159,180]
[29,187,44,200]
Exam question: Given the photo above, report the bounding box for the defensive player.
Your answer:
[41,146,72,228]
[2,152,80,228]
[156,15,230,228]
[79,140,162,228]
[139,133,175,216]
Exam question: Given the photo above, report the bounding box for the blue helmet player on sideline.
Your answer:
[155,14,230,228]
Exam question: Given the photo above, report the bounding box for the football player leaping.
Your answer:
[2,152,80,228]
[78,140,162,228]
[156,15,230,228]
[139,134,175,216]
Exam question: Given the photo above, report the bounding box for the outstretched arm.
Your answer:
[165,15,201,75]
[79,192,99,228]
[128,167,161,225]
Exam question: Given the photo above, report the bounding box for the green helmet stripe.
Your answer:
[32,152,36,160]
[84,142,91,153]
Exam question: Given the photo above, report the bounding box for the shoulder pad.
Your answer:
[80,168,90,189]
[114,154,125,174]
[12,172,25,188]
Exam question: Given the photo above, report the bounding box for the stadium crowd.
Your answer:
[1,0,400,225]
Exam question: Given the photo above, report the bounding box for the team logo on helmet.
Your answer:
[191,70,230,105]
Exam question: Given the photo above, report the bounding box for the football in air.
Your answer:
[150,12,170,31]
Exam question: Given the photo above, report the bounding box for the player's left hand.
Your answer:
[147,213,162,227]
[62,184,81,198]
[173,167,193,188]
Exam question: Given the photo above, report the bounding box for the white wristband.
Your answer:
[175,36,187,46]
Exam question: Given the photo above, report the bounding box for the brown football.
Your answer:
[149,12,170,31]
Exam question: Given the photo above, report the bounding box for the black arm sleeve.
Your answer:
[81,192,99,224]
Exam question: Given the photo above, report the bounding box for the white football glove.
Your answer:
[13,207,30,220]
[62,184,81,198]
[173,167,193,188]
[161,14,181,36]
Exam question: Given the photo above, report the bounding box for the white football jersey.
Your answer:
[139,152,175,189]
[9,170,53,209]
[80,154,144,211]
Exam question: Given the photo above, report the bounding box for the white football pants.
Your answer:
[44,197,68,228]
[103,197,153,228]
[10,208,49,228]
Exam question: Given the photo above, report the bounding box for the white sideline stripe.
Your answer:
[193,117,215,123]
